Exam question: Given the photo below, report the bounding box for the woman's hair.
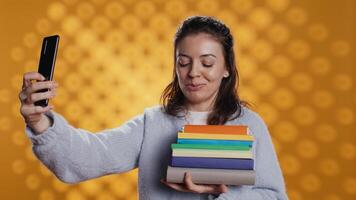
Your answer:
[160,16,248,125]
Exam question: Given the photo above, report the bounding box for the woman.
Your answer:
[19,16,288,199]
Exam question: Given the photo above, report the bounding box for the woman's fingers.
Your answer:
[183,172,217,194]
[217,184,228,193]
[160,179,190,193]
[25,81,58,94]
[22,72,45,88]
[161,174,229,195]
[21,104,54,116]
[25,90,56,104]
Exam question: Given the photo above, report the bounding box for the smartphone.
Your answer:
[34,35,60,107]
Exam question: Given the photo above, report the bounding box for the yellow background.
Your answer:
[0,0,355,199]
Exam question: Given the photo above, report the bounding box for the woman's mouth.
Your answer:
[186,84,205,92]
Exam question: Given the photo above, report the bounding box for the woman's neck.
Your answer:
[185,101,214,112]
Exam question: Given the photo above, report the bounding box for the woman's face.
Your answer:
[175,33,228,111]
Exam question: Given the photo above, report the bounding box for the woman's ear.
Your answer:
[223,71,229,78]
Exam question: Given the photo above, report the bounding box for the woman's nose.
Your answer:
[188,62,201,78]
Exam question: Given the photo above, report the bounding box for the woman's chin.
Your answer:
[184,94,208,105]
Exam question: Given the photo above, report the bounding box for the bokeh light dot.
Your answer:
[290,72,313,92]
[75,28,99,49]
[66,189,86,200]
[10,46,25,62]
[308,23,328,41]
[297,139,319,159]
[248,7,273,30]
[288,189,302,200]
[238,55,258,79]
[196,0,219,15]
[97,192,117,200]
[265,0,290,12]
[339,142,356,160]
[267,23,290,44]
[12,159,26,174]
[319,158,340,176]
[36,18,52,34]
[250,39,274,62]
[12,130,27,146]
[315,124,337,143]
[26,174,41,190]
[234,23,257,48]
[0,117,11,131]
[39,189,56,200]
[335,107,354,125]
[268,55,293,77]
[52,178,70,192]
[330,40,351,57]
[270,88,296,110]
[257,102,279,125]
[23,32,39,48]
[273,120,298,142]
[312,90,334,109]
[299,174,321,192]
[323,194,342,200]
[286,7,308,26]
[47,2,67,21]
[164,0,187,19]
[76,2,96,20]
[287,39,311,60]
[62,15,83,35]
[251,70,276,94]
[230,0,253,14]
[217,10,238,27]
[333,73,353,91]
[91,16,112,35]
[0,88,11,103]
[293,106,316,126]
[78,179,103,197]
[280,154,301,175]
[344,178,356,195]
[105,1,125,20]
[308,56,331,75]
[109,177,135,198]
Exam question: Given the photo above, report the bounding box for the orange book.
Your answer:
[183,125,249,135]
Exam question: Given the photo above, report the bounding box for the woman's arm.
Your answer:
[25,110,145,184]
[213,114,289,200]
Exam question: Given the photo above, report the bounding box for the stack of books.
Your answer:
[166,125,255,185]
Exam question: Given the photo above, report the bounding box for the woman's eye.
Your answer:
[203,63,213,67]
[179,62,190,67]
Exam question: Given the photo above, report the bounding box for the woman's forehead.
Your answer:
[176,33,223,57]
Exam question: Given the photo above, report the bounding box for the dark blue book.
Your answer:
[177,138,253,147]
[171,156,254,170]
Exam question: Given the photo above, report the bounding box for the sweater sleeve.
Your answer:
[214,113,289,200]
[25,111,145,184]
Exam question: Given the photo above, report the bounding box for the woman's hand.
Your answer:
[161,172,228,195]
[19,72,58,134]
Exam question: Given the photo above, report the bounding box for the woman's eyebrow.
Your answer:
[200,54,216,58]
[177,53,191,58]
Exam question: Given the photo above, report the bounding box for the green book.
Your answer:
[171,143,251,151]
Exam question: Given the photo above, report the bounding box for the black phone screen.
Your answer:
[34,35,60,107]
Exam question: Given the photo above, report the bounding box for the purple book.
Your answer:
[171,156,254,170]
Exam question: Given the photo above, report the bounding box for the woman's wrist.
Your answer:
[32,115,52,135]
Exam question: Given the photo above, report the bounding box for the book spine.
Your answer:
[178,132,254,141]
[177,139,253,147]
[172,149,252,159]
[184,125,249,134]
[166,166,255,185]
[171,157,254,170]
[171,143,251,150]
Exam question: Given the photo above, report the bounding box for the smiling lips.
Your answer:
[185,83,206,91]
